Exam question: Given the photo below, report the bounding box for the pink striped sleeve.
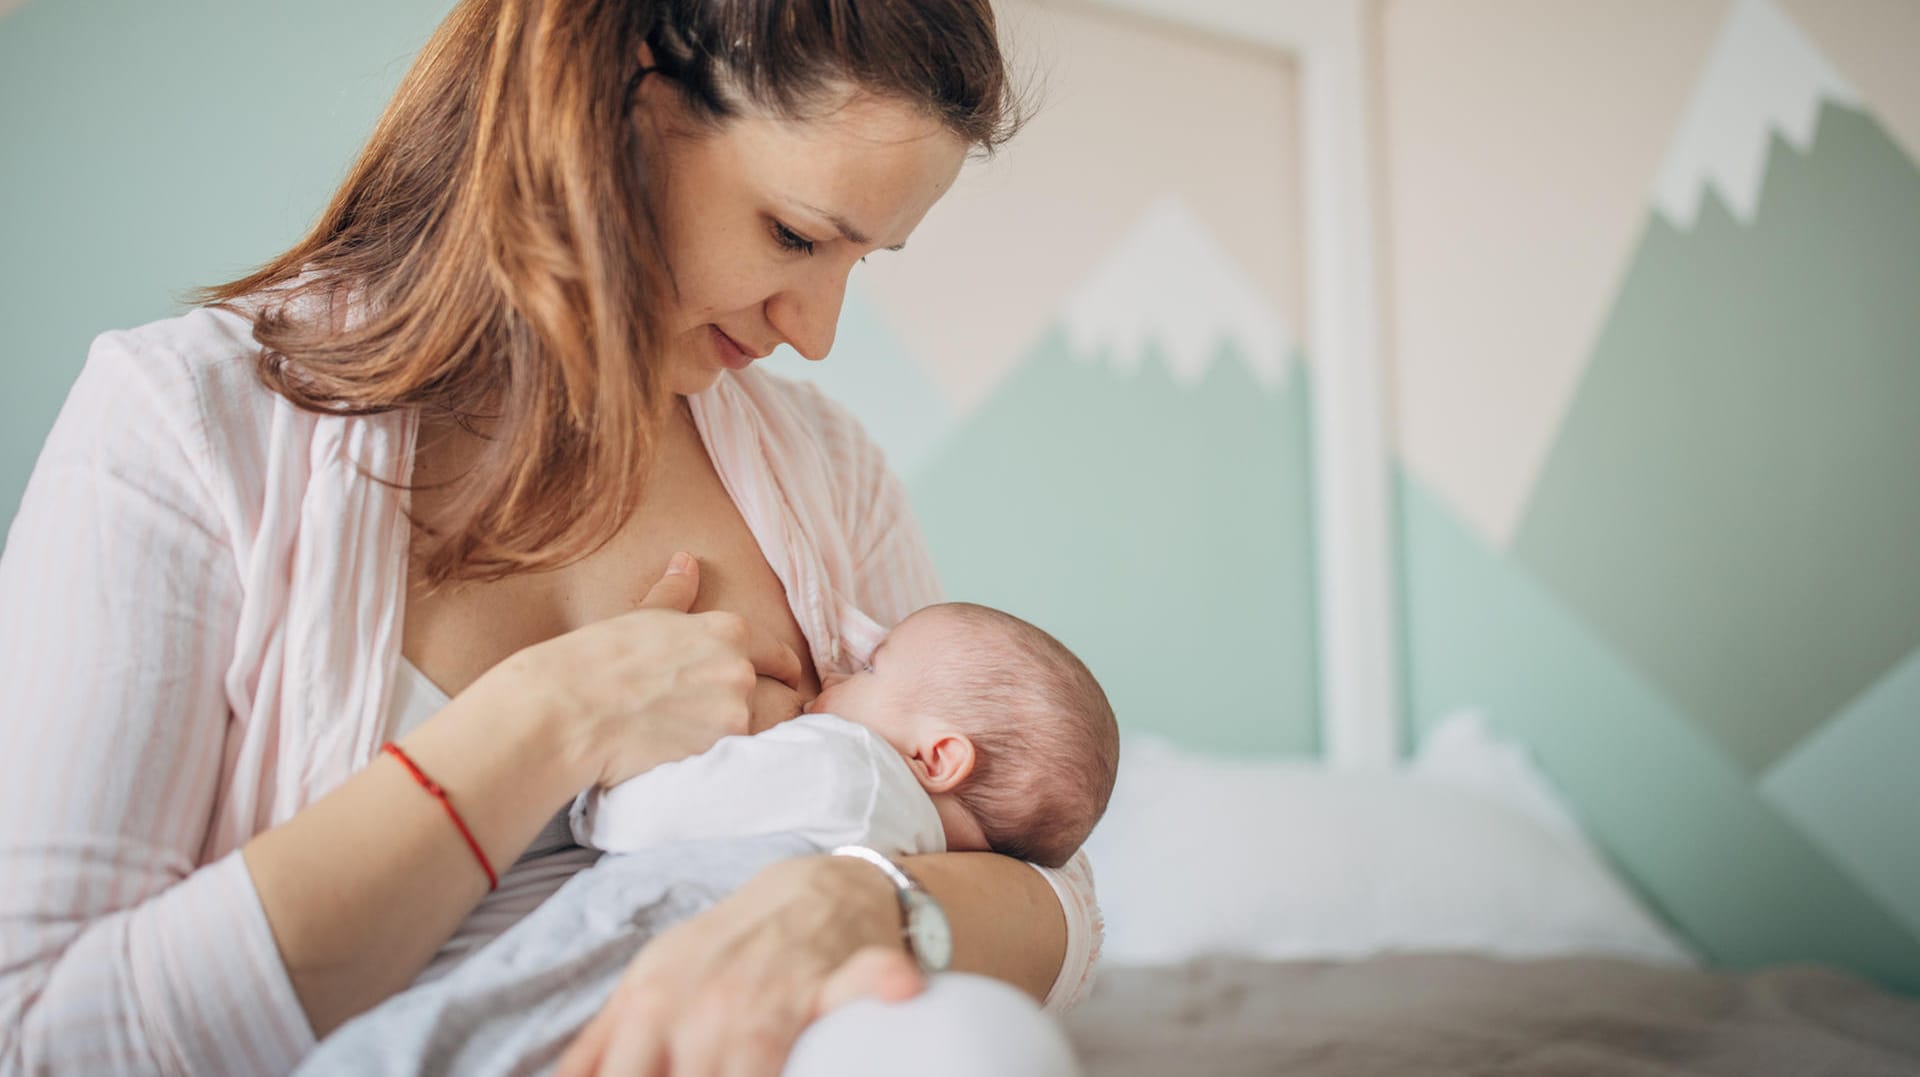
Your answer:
[0,334,313,1073]
[821,393,1105,1013]
[1030,851,1102,1013]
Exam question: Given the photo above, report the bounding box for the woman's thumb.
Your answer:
[638,552,700,612]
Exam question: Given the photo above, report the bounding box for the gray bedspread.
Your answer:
[1062,954,1920,1076]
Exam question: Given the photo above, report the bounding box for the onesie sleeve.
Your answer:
[574,717,941,855]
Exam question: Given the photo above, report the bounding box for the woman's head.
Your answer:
[634,0,1022,394]
[634,74,968,395]
[201,0,1021,585]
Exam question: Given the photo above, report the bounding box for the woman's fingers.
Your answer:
[639,557,801,690]
[716,988,811,1077]
[814,945,925,1017]
[637,551,701,613]
[598,1021,666,1077]
[554,1006,614,1076]
[748,628,804,691]
[569,857,902,1077]
[560,983,668,1077]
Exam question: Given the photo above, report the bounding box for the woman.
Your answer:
[0,1,1099,1073]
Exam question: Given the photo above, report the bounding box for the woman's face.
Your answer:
[638,83,969,395]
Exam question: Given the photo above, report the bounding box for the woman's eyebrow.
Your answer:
[794,201,907,252]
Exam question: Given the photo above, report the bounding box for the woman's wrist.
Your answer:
[775,854,903,954]
[427,658,599,808]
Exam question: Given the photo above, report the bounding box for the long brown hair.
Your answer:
[197,0,1021,587]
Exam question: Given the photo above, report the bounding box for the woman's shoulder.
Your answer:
[57,304,320,511]
[80,304,285,431]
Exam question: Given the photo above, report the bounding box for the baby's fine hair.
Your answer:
[911,603,1119,869]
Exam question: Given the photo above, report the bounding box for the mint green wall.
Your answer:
[0,0,452,530]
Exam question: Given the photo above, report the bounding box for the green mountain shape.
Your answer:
[761,281,953,479]
[1762,640,1920,946]
[1402,468,1920,993]
[1512,100,1920,775]
[909,329,1319,757]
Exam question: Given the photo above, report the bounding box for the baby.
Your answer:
[300,602,1117,1075]
[571,600,1120,869]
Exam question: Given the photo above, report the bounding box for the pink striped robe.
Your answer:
[0,305,1101,1075]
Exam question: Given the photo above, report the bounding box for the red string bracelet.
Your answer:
[380,742,498,891]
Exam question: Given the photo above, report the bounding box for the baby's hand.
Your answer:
[748,675,808,734]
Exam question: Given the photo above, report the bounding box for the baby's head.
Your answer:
[804,602,1118,868]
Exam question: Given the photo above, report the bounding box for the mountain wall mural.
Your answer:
[911,329,1318,757]
[1402,0,1920,991]
[1513,99,1920,777]
[897,195,1318,757]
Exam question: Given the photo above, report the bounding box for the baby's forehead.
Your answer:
[898,605,1001,651]
[882,608,970,666]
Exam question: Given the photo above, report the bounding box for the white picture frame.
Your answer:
[1081,0,1400,769]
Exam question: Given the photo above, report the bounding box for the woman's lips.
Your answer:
[710,325,759,371]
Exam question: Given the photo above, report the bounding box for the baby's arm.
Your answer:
[569,715,942,856]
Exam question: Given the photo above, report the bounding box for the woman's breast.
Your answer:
[403,445,821,704]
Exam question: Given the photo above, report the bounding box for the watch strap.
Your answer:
[831,844,921,895]
[830,844,949,973]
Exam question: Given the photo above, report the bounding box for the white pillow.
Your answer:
[1082,719,1694,968]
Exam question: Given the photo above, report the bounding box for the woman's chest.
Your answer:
[401,420,818,700]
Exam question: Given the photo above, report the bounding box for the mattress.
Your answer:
[1061,953,1920,1076]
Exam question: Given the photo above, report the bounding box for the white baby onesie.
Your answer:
[569,713,948,858]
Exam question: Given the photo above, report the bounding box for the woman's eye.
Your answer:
[771,221,816,256]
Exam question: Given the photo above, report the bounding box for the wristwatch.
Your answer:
[830,845,953,975]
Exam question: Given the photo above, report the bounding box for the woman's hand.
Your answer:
[557,855,925,1077]
[479,552,805,790]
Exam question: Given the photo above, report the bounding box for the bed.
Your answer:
[1064,953,1920,1076]
[1060,716,1920,1075]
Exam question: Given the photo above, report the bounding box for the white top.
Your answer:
[571,714,948,859]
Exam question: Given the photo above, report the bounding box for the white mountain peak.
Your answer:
[1653,0,1860,231]
[1061,196,1297,391]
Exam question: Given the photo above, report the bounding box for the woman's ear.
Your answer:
[914,733,976,794]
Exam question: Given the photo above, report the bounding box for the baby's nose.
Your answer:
[820,670,849,689]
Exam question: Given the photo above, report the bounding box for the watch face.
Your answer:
[904,892,953,973]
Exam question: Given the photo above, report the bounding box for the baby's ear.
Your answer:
[917,732,976,794]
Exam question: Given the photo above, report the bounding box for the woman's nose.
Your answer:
[767,271,847,361]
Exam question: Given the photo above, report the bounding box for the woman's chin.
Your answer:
[662,362,727,398]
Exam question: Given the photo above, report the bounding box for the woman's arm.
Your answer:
[0,338,327,1073]
[242,679,590,1035]
[556,849,1084,1076]
[248,558,778,1036]
[901,852,1068,1002]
